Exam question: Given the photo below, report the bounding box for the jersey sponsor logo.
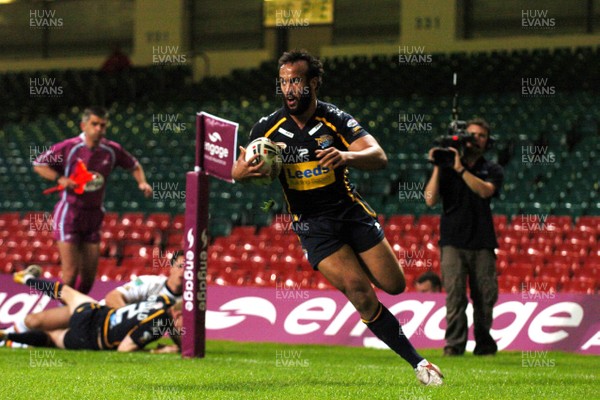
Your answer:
[307,122,323,136]
[283,161,334,191]
[315,134,334,149]
[347,118,358,128]
[84,171,104,192]
[277,127,294,138]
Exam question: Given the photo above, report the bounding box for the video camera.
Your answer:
[430,73,475,168]
[431,123,476,168]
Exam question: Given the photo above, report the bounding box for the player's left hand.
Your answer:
[448,147,463,172]
[139,182,153,197]
[150,344,180,354]
[316,147,347,169]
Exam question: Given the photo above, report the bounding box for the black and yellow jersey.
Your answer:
[99,294,174,350]
[249,100,371,217]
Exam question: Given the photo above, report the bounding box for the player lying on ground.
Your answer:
[1,268,183,352]
[232,50,443,386]
[1,253,184,346]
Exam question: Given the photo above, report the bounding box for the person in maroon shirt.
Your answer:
[33,106,152,293]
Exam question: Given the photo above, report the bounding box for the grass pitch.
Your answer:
[0,340,596,399]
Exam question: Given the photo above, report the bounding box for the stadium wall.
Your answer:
[1,275,598,355]
[0,0,598,77]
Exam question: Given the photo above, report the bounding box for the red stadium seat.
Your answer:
[568,230,597,246]
[119,257,148,272]
[387,214,415,229]
[121,244,154,259]
[555,241,589,257]
[0,212,21,226]
[416,215,440,228]
[498,275,523,294]
[505,262,534,280]
[577,266,600,281]
[544,215,572,232]
[251,270,276,287]
[146,213,171,230]
[575,216,600,231]
[166,232,184,247]
[561,276,597,294]
[102,212,120,228]
[493,214,508,232]
[171,214,185,230]
[509,252,544,268]
[97,257,118,273]
[121,212,145,227]
[32,248,60,264]
[42,265,62,279]
[231,225,256,237]
[529,231,563,247]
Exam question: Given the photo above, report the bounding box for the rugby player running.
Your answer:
[232,50,443,386]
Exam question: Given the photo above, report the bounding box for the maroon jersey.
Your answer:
[34,133,138,209]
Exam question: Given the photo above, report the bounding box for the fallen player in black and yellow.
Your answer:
[1,267,182,352]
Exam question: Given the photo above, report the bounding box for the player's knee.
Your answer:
[24,314,41,330]
[342,280,377,314]
[385,279,406,295]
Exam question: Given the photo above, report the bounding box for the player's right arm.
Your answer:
[231,146,267,182]
[116,335,139,352]
[231,122,269,182]
[33,143,76,188]
[33,164,77,189]
[104,276,160,307]
[104,289,127,308]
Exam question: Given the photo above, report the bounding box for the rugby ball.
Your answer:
[244,137,282,185]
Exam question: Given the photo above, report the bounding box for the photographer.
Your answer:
[424,118,503,356]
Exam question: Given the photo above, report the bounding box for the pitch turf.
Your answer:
[0,340,596,399]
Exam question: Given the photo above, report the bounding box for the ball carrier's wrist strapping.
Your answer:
[362,302,424,368]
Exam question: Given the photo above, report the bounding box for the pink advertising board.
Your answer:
[1,275,598,355]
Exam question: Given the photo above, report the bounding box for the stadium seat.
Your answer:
[121,212,145,226]
[146,213,171,230]
[562,276,597,294]
[498,275,522,294]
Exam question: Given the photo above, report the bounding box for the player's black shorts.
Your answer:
[63,302,107,350]
[292,201,385,270]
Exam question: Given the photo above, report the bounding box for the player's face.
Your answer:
[279,61,315,116]
[415,281,435,293]
[465,124,488,155]
[169,255,185,286]
[81,114,108,145]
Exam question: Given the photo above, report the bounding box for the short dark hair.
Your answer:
[82,106,109,122]
[170,250,185,266]
[466,117,491,136]
[278,49,324,90]
[416,271,442,290]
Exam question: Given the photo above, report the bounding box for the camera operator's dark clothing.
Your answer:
[438,157,503,249]
[441,246,498,355]
[434,155,503,356]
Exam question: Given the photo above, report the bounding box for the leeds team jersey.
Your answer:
[33,133,139,209]
[100,294,174,349]
[249,100,371,217]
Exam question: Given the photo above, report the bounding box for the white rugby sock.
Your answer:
[14,318,30,333]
